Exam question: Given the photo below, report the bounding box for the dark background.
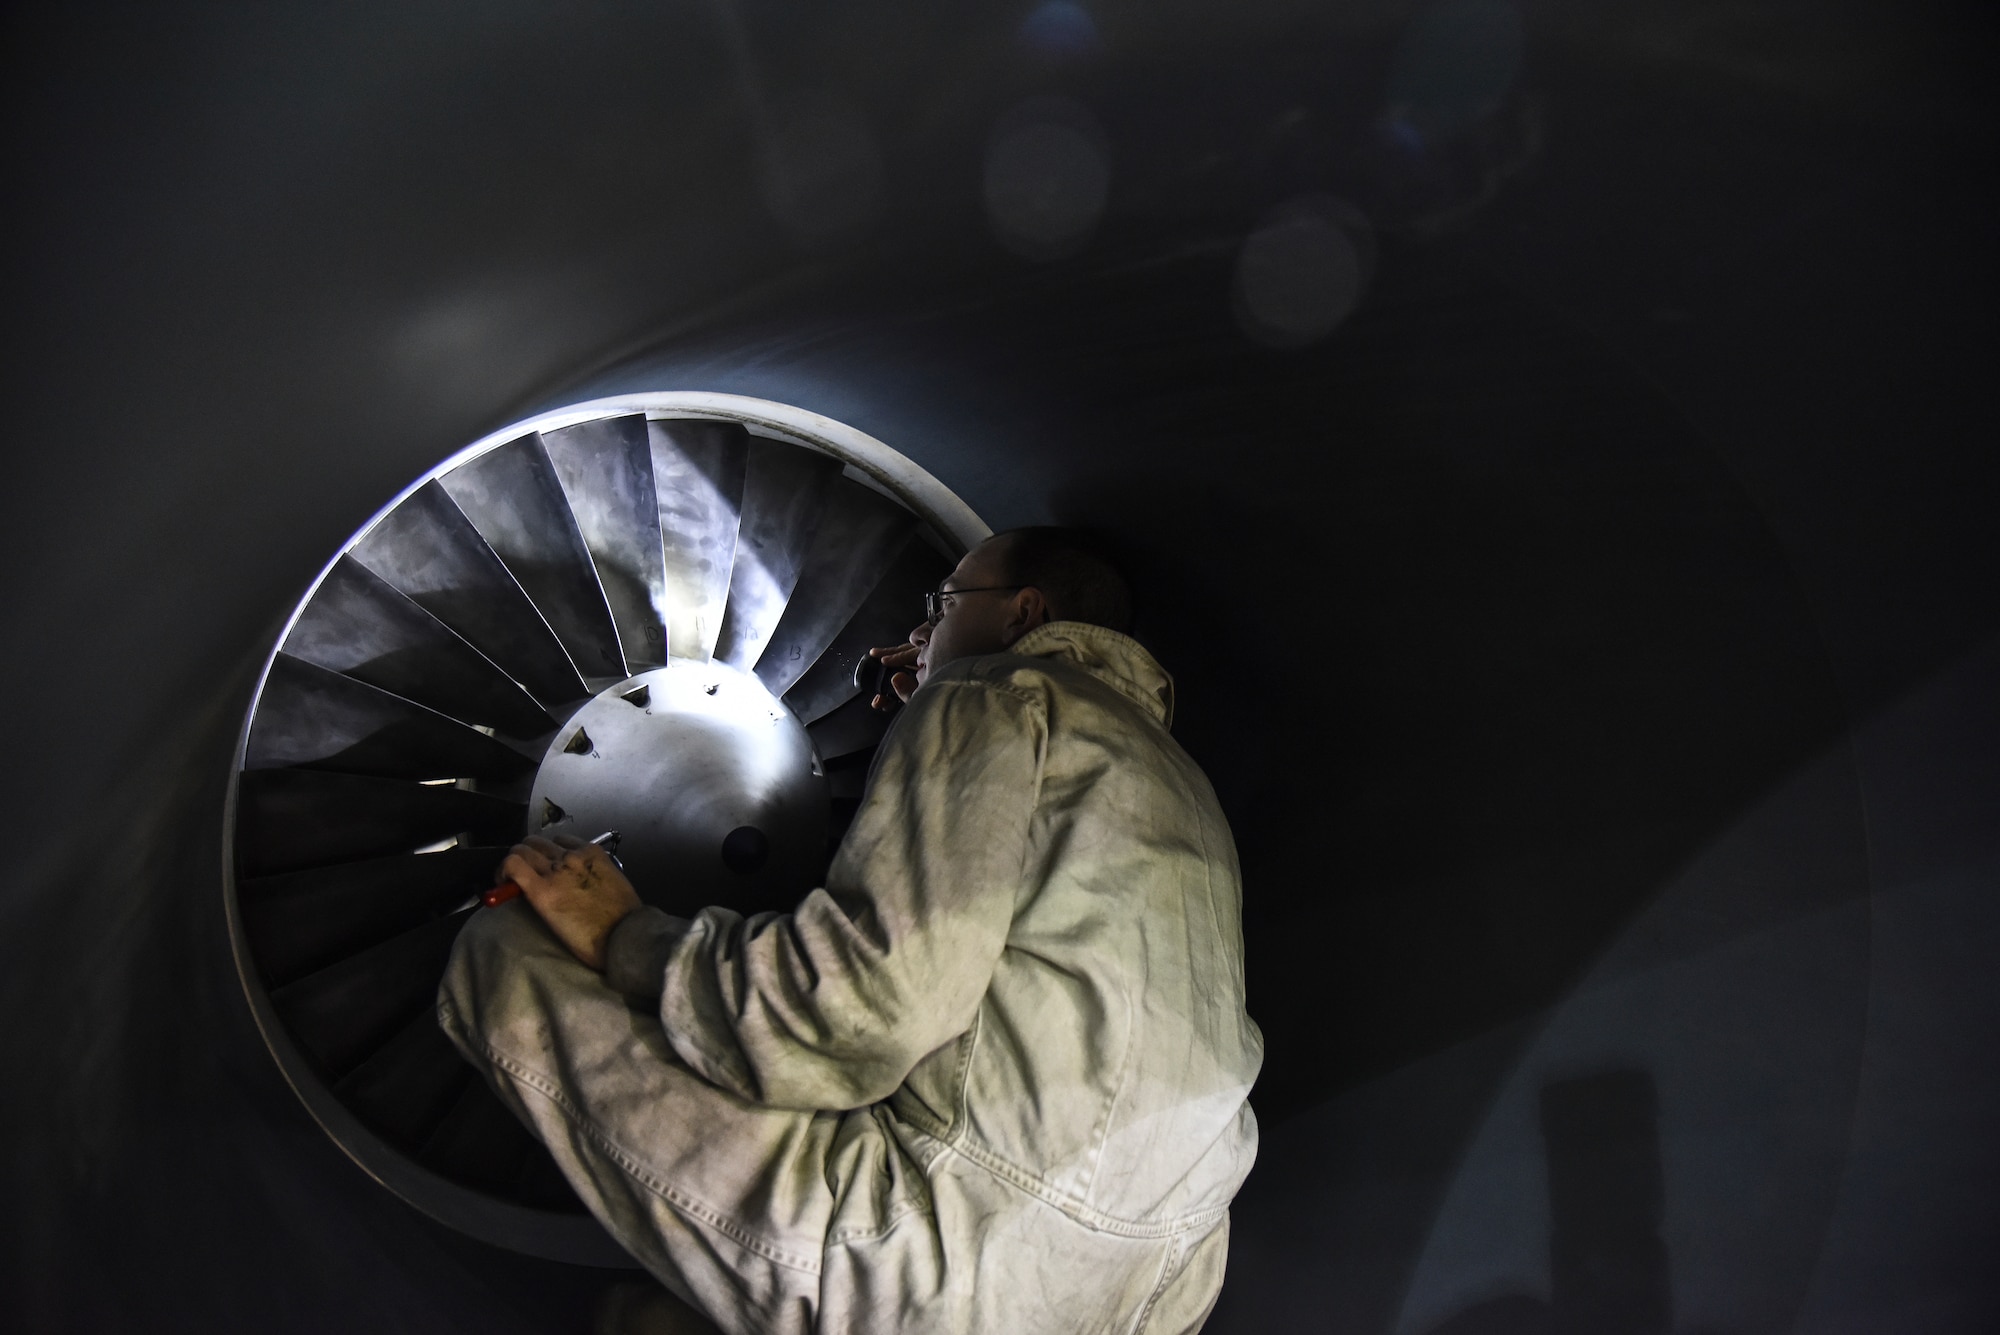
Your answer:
[4,2,1996,1331]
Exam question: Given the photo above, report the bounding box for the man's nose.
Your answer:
[909,620,932,646]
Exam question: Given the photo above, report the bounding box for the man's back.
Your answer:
[880,621,1263,1232]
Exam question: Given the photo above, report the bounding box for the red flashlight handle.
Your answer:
[482,881,523,908]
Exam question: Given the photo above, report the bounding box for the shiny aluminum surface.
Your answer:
[528,660,830,918]
[540,416,670,673]
[438,435,628,679]
[647,418,750,662]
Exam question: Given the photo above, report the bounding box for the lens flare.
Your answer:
[1385,0,1524,141]
[1233,196,1377,349]
[983,96,1111,260]
[1018,1,1101,61]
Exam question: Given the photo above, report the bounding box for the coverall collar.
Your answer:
[1010,621,1176,728]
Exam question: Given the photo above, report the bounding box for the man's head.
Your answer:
[910,527,1134,686]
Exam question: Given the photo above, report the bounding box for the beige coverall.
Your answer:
[438,621,1264,1334]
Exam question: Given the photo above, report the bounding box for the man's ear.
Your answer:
[998,586,1051,646]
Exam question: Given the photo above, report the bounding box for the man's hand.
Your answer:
[496,834,642,971]
[866,642,920,710]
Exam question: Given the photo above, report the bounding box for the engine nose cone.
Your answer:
[529,660,828,916]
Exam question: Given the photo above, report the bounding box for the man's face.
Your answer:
[910,537,1040,686]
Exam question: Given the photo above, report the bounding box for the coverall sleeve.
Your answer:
[637,676,1045,1111]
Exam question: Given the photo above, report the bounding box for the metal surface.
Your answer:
[269,910,474,1078]
[712,438,842,669]
[438,435,627,679]
[246,654,536,782]
[754,477,917,697]
[528,661,828,919]
[238,845,507,987]
[281,556,554,739]
[512,1132,588,1211]
[349,482,589,709]
[609,394,991,555]
[234,769,526,877]
[230,890,628,1265]
[647,417,749,663]
[783,536,949,724]
[540,415,669,672]
[334,1006,476,1151]
[421,1077,539,1193]
[805,691,894,763]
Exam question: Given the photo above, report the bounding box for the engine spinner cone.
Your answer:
[529,660,830,918]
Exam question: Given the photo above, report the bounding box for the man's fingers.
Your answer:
[869,642,919,667]
[498,849,545,889]
[548,832,587,850]
[500,838,562,885]
[870,667,921,711]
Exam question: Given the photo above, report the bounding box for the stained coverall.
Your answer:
[438,621,1264,1334]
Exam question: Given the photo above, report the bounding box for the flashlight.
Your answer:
[481,829,624,908]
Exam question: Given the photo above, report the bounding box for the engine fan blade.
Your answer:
[782,534,949,723]
[439,435,626,680]
[269,910,473,1079]
[754,479,918,698]
[420,1077,535,1193]
[238,844,506,987]
[805,690,893,763]
[283,556,554,739]
[541,414,669,672]
[334,1004,475,1153]
[247,655,536,783]
[649,418,749,663]
[350,482,589,709]
[236,769,525,877]
[712,439,842,669]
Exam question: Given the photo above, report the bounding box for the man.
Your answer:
[439,527,1263,1335]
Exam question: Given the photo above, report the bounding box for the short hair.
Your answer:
[990,527,1136,634]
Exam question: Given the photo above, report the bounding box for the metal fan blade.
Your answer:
[235,769,525,877]
[247,655,536,783]
[805,690,893,763]
[513,1142,586,1212]
[421,1078,534,1192]
[712,439,842,669]
[334,1006,474,1152]
[438,435,626,679]
[541,414,669,672]
[754,479,918,697]
[238,845,506,988]
[649,418,749,662]
[282,557,554,739]
[269,910,472,1078]
[350,482,588,709]
[782,535,949,723]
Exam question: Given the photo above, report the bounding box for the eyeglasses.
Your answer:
[924,584,1024,625]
